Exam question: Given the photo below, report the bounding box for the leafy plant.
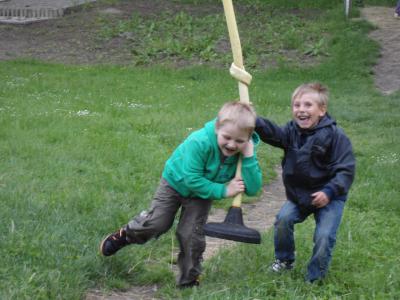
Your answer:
[304,37,329,56]
[97,2,333,69]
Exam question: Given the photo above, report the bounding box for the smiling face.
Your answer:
[216,122,250,157]
[292,92,326,129]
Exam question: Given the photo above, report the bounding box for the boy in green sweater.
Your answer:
[100,101,262,288]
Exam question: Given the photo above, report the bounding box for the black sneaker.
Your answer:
[100,228,129,256]
[178,278,200,289]
[270,259,294,273]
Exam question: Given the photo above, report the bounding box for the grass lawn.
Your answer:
[0,0,399,299]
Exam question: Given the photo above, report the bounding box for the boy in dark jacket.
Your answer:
[100,101,262,288]
[255,82,355,283]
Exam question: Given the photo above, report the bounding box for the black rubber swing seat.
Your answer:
[203,206,261,244]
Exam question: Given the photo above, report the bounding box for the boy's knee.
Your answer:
[316,229,337,245]
[176,218,206,244]
[127,210,173,240]
[275,212,294,225]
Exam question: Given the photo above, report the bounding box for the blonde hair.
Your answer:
[216,101,256,134]
[291,82,329,109]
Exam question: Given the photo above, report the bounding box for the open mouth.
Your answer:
[296,115,314,128]
[223,147,237,156]
[297,115,309,121]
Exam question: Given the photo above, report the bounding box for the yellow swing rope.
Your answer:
[222,0,253,207]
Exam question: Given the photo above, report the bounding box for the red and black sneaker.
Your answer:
[99,228,129,256]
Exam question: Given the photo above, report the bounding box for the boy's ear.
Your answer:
[215,120,220,133]
[319,105,327,117]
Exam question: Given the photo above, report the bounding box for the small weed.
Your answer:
[304,37,329,57]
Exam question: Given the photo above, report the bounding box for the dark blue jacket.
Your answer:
[255,114,355,210]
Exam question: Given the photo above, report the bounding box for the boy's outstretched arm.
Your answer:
[255,116,288,149]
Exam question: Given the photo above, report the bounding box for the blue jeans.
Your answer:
[274,199,345,281]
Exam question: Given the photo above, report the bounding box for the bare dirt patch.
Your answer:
[360,6,400,95]
[0,0,223,66]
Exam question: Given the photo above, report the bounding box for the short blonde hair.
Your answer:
[216,101,256,134]
[291,82,329,109]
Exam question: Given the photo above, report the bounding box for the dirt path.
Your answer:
[360,6,400,95]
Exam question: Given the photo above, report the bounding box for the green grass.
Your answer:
[96,0,341,68]
[1,0,399,299]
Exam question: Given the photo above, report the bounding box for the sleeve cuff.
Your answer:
[242,155,257,166]
[322,187,334,200]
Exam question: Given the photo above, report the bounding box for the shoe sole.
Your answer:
[99,234,111,256]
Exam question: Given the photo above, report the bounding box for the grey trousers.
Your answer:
[124,178,212,286]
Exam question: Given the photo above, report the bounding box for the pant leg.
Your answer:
[274,200,309,262]
[125,179,181,244]
[307,199,345,281]
[176,197,212,286]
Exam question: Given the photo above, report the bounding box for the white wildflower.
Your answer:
[76,109,90,116]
